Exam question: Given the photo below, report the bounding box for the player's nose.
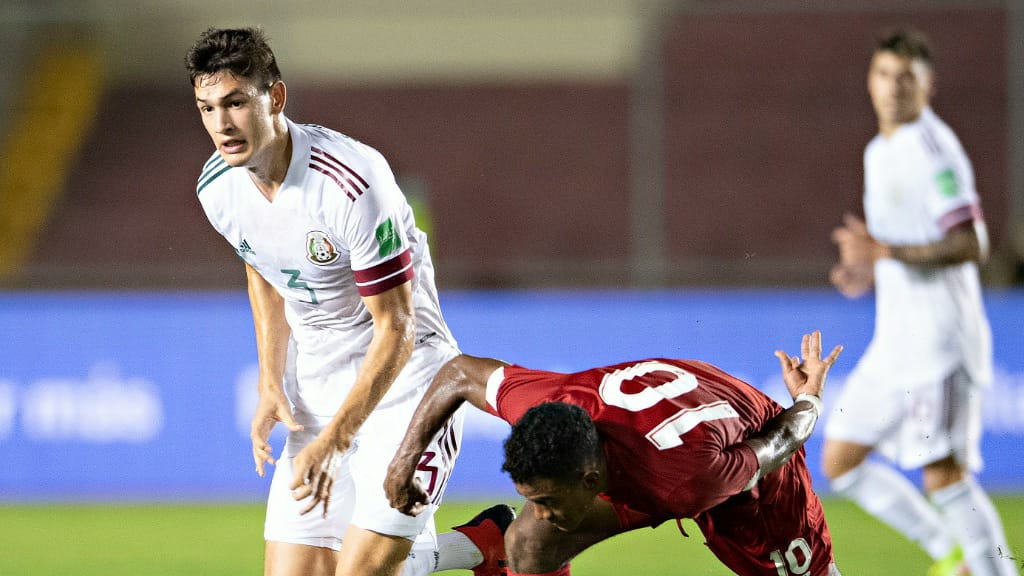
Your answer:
[214,108,234,132]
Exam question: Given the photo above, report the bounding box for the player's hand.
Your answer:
[829,262,874,299]
[774,331,843,400]
[384,457,430,517]
[832,213,886,265]
[251,390,304,477]
[289,435,345,517]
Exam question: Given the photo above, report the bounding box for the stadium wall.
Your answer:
[11,4,1017,289]
[1,289,1022,502]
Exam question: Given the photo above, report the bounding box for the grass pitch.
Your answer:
[1,497,1021,575]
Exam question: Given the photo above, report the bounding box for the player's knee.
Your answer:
[922,456,966,493]
[820,440,869,480]
[821,456,847,481]
[505,515,567,573]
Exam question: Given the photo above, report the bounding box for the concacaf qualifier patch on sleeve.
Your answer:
[376,217,403,258]
[935,169,959,198]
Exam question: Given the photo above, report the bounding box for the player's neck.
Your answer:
[248,129,292,202]
[878,119,906,138]
[877,107,927,138]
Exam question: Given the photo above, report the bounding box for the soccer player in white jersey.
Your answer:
[824,28,1017,576]
[186,28,513,576]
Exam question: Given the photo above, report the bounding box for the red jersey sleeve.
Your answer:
[485,365,602,424]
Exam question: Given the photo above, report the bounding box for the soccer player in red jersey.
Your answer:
[386,331,843,576]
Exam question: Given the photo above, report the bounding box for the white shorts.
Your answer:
[824,365,983,471]
[264,342,463,549]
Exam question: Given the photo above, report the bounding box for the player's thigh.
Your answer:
[823,365,904,448]
[264,451,356,553]
[890,369,983,471]
[507,497,628,573]
[264,541,338,576]
[921,372,983,490]
[821,439,874,479]
[333,525,416,576]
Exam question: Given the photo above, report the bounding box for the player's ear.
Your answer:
[581,468,601,491]
[269,81,287,114]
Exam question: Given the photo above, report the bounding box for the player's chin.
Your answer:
[218,147,250,166]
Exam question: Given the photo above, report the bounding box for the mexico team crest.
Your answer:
[305,231,340,265]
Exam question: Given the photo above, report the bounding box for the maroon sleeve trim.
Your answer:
[938,203,982,233]
[354,249,414,296]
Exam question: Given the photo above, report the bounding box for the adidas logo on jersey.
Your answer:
[235,239,255,257]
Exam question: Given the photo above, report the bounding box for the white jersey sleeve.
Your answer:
[917,108,982,232]
[325,144,415,297]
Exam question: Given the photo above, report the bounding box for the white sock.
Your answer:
[400,534,439,576]
[831,461,955,560]
[435,530,484,572]
[931,477,1019,576]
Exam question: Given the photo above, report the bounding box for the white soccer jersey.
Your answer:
[197,118,458,418]
[860,107,992,388]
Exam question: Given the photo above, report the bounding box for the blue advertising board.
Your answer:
[1,290,1021,502]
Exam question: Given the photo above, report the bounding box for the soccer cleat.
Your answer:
[927,545,970,576]
[453,504,516,576]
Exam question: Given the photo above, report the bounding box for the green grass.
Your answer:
[1,497,1021,575]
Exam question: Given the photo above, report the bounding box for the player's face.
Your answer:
[514,476,599,532]
[867,51,932,133]
[194,71,284,168]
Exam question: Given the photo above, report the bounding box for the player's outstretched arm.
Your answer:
[385,354,507,516]
[744,331,842,483]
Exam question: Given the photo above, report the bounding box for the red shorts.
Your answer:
[606,449,836,576]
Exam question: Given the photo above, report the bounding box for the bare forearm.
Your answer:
[883,226,982,266]
[323,311,415,446]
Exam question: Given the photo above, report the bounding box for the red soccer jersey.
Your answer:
[486,358,836,576]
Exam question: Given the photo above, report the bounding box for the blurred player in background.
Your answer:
[386,331,844,576]
[186,27,511,576]
[825,27,1017,576]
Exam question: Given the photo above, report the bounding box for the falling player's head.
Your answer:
[867,27,934,133]
[503,402,604,532]
[186,27,288,168]
[185,27,282,91]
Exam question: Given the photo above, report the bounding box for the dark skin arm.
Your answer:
[744,331,842,481]
[385,354,507,515]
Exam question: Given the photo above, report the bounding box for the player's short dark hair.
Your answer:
[502,402,602,485]
[185,27,282,89]
[874,27,933,66]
